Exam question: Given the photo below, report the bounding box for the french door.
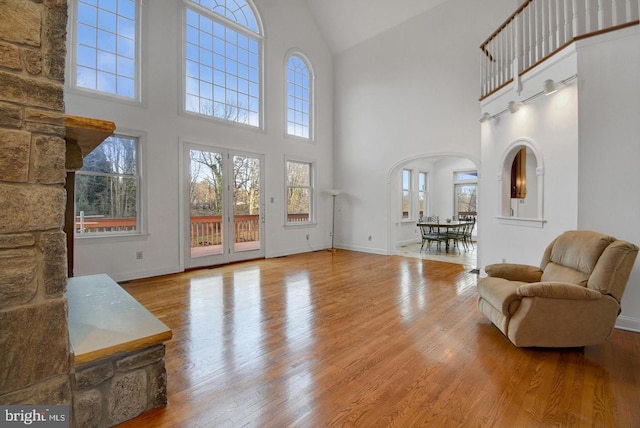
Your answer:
[184,144,264,269]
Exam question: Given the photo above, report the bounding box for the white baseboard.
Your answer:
[615,315,640,333]
[337,243,388,255]
[108,265,181,283]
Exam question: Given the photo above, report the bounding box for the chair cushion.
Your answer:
[541,262,590,286]
[517,282,602,300]
[545,231,615,274]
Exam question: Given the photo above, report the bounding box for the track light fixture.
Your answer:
[479,74,577,123]
[543,79,558,95]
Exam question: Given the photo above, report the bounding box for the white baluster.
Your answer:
[612,0,619,25]
[528,5,535,66]
[564,0,572,41]
[572,0,581,35]
[625,0,635,22]
[515,12,523,75]
[586,0,593,33]
[598,0,605,30]
[555,0,563,47]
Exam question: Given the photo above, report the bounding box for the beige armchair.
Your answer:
[477,230,638,347]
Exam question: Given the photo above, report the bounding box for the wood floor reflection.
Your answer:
[119,250,640,427]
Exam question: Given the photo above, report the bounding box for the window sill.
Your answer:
[75,232,150,244]
[284,222,317,229]
[497,216,546,228]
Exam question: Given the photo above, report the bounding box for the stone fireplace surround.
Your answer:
[0,1,170,426]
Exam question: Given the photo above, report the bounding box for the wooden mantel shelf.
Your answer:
[65,115,115,170]
[64,115,116,277]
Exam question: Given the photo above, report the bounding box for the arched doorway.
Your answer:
[386,153,480,267]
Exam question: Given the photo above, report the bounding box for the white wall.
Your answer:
[479,47,580,268]
[65,0,334,281]
[479,26,640,331]
[576,27,640,331]
[332,0,514,254]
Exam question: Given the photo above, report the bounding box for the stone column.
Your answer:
[0,0,71,405]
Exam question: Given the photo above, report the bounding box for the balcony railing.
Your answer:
[76,214,310,247]
[480,0,639,99]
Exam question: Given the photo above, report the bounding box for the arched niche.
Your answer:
[497,139,546,228]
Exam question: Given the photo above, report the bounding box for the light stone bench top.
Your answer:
[66,274,172,365]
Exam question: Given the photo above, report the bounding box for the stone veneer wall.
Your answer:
[0,0,71,408]
[73,345,168,427]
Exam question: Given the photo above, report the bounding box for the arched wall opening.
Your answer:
[386,152,480,257]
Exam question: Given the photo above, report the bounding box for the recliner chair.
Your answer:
[477,230,638,347]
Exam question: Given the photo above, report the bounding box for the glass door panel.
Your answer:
[232,154,261,254]
[189,149,224,260]
[185,145,264,269]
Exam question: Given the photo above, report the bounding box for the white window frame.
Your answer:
[401,169,413,220]
[68,0,142,102]
[284,50,314,141]
[453,169,478,220]
[285,157,315,226]
[418,171,428,219]
[181,0,264,129]
[74,131,145,239]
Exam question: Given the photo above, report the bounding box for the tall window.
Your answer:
[75,135,141,235]
[454,170,478,219]
[72,0,139,99]
[184,0,262,127]
[286,53,313,139]
[418,172,427,218]
[402,169,412,219]
[286,160,313,224]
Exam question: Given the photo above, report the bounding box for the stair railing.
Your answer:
[480,0,639,99]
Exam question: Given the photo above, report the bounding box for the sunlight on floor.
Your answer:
[396,242,477,270]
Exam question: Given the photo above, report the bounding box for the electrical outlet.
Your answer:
[136,251,143,260]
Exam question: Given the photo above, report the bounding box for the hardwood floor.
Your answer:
[118,250,640,427]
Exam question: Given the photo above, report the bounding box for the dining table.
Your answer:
[416,220,467,252]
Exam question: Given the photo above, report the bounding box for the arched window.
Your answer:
[286,52,313,140]
[184,0,262,127]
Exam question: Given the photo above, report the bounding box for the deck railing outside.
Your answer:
[480,0,639,99]
[76,213,310,247]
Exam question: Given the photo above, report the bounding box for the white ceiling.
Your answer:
[304,0,451,54]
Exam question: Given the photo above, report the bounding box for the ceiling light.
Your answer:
[508,101,520,114]
[543,79,558,95]
[479,112,490,123]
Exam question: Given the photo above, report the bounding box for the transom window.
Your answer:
[286,53,313,139]
[184,0,262,127]
[286,160,314,224]
[72,0,139,99]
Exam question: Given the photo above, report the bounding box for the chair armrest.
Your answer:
[517,282,602,300]
[484,263,543,282]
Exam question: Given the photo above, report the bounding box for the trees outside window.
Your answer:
[75,135,140,235]
[454,170,478,219]
[286,160,313,224]
[402,169,412,219]
[418,172,427,218]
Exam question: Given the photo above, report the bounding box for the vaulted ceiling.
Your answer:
[304,0,451,54]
